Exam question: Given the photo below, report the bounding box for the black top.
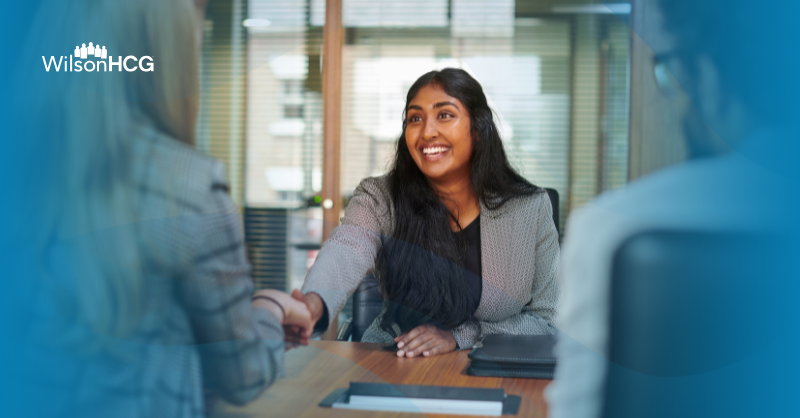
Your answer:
[315,215,484,334]
[455,215,483,314]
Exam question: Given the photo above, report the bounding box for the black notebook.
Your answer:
[467,334,557,379]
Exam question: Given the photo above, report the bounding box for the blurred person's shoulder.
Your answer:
[567,152,776,247]
[131,125,230,215]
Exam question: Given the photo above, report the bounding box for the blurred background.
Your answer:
[195,0,679,324]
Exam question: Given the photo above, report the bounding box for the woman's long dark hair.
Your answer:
[377,68,541,336]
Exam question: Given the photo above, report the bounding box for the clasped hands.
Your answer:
[251,289,330,347]
[251,288,313,348]
[254,290,457,357]
[280,291,456,358]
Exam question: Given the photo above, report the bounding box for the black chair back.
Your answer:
[603,230,785,418]
[349,272,383,342]
[544,188,559,236]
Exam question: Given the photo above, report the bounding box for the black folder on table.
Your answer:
[467,334,557,379]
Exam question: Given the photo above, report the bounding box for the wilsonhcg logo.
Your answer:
[42,42,154,72]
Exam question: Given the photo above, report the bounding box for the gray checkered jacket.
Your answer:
[303,176,559,349]
[35,128,285,418]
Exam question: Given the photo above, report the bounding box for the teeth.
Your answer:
[423,146,448,155]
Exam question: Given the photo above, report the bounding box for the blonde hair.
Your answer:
[21,0,199,347]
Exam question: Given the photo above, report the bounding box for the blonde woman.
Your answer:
[9,0,310,416]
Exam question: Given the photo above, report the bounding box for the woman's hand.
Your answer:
[252,289,313,345]
[282,289,326,345]
[394,324,457,358]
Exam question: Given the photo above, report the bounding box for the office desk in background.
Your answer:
[211,341,551,418]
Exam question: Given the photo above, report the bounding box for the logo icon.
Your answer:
[74,43,108,59]
[43,43,153,73]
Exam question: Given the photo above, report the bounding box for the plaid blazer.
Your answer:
[303,176,560,349]
[28,128,284,418]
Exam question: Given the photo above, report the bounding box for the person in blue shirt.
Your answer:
[546,1,800,418]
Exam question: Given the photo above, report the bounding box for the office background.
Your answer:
[3,1,799,416]
[193,1,687,316]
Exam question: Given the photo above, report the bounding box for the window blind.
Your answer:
[243,0,323,291]
[197,0,248,206]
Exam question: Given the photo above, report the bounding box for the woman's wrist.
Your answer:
[303,292,325,323]
[449,329,461,350]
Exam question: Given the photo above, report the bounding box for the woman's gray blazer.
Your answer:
[302,175,560,349]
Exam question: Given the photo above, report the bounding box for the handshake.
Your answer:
[251,289,457,357]
[251,289,327,346]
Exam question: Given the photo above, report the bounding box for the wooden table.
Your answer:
[212,341,551,418]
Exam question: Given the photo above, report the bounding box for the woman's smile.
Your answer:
[420,144,452,161]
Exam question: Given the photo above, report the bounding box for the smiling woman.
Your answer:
[300,68,561,357]
[405,85,475,185]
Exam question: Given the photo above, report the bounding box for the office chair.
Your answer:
[336,188,560,341]
[336,272,383,342]
[602,230,785,418]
